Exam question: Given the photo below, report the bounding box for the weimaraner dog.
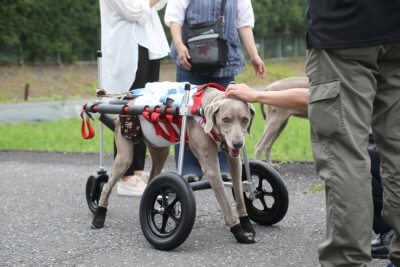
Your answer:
[255,77,309,169]
[91,86,257,244]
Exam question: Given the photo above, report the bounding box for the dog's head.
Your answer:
[204,96,255,158]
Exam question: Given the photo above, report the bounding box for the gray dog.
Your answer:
[255,77,309,169]
[91,85,257,244]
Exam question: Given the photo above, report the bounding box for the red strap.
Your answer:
[81,117,95,139]
[143,111,177,142]
[160,119,179,142]
[210,130,221,142]
[205,82,226,92]
[191,83,226,115]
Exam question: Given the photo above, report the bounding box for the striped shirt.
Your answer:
[165,0,255,78]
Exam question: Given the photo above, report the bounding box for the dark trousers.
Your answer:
[369,144,392,234]
[114,45,160,176]
[174,66,233,176]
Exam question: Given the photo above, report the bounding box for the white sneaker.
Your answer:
[137,171,150,184]
[117,175,147,197]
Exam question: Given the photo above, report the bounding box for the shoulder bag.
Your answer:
[183,0,228,73]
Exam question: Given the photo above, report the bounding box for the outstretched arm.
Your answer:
[225,83,308,111]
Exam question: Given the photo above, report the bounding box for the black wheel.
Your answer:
[85,173,108,214]
[139,172,196,251]
[240,160,289,225]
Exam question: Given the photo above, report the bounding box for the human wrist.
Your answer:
[175,41,185,50]
[251,91,260,102]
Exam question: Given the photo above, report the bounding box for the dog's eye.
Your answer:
[242,118,249,124]
[222,117,230,123]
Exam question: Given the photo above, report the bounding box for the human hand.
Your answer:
[176,43,191,70]
[225,83,258,103]
[250,54,265,79]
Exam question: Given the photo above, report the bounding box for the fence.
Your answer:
[257,34,306,60]
[0,34,306,64]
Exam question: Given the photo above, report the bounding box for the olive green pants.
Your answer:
[306,43,400,267]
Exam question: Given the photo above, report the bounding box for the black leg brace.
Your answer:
[91,206,107,229]
[230,224,256,244]
[240,216,256,237]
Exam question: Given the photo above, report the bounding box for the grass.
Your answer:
[0,60,305,103]
[303,183,325,194]
[0,104,313,162]
[0,59,312,162]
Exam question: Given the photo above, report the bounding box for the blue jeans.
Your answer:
[175,66,233,177]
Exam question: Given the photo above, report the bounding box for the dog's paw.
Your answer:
[230,224,256,244]
[271,163,281,171]
[239,216,256,237]
[91,206,107,229]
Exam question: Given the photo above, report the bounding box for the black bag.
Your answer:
[183,0,228,73]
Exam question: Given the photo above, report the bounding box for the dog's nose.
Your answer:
[232,141,243,149]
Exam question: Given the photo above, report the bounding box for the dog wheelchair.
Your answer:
[83,52,289,251]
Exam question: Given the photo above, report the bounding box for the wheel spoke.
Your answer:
[160,214,169,233]
[167,212,180,224]
[167,195,180,210]
[259,196,270,211]
[161,190,168,207]
[150,209,160,215]
[263,191,274,197]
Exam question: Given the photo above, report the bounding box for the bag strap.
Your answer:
[184,0,228,25]
[219,0,227,21]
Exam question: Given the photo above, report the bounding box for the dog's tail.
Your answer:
[260,77,310,120]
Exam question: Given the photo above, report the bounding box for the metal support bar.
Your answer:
[97,50,106,173]
[177,83,191,176]
[242,144,256,198]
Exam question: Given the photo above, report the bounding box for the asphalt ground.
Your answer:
[0,151,387,267]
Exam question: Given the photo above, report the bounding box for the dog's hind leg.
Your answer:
[144,140,169,183]
[92,118,133,229]
[226,155,256,237]
[255,107,290,170]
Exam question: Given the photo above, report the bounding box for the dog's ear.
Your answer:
[204,101,220,134]
[247,103,255,134]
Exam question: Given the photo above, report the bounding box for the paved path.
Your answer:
[0,151,386,266]
[0,99,95,124]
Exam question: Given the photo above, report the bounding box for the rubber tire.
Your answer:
[139,172,196,251]
[241,160,289,225]
[85,174,108,214]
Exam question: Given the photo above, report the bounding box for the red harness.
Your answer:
[81,83,226,143]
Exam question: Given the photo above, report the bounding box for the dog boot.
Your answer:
[91,206,107,229]
[239,216,256,237]
[230,224,256,244]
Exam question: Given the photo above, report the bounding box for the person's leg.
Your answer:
[174,66,233,177]
[306,47,379,266]
[116,46,150,196]
[371,42,400,266]
[127,46,150,177]
[370,145,394,259]
[175,66,209,177]
[369,147,391,234]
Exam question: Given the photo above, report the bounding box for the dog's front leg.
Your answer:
[92,118,133,229]
[226,154,255,237]
[188,121,254,243]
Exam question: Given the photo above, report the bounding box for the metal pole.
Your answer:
[97,50,106,173]
[242,144,252,183]
[177,83,191,176]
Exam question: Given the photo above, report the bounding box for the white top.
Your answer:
[100,0,170,94]
[164,0,254,28]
